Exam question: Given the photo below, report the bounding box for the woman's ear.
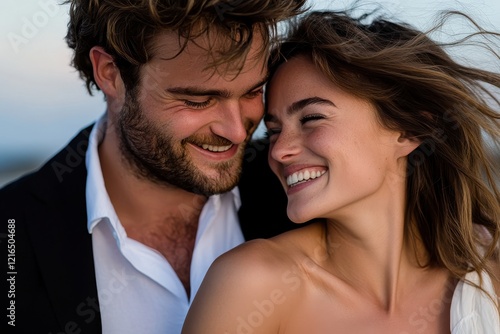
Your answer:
[89,46,124,99]
[395,133,421,158]
[395,110,433,158]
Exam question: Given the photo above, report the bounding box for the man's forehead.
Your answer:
[149,26,267,68]
[138,29,268,95]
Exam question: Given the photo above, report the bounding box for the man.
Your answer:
[0,1,306,333]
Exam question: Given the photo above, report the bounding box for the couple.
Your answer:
[1,1,499,333]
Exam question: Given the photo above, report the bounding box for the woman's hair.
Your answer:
[268,9,500,288]
[64,0,306,94]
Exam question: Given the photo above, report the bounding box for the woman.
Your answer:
[182,8,500,334]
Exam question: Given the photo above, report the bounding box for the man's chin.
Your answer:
[200,170,241,194]
[202,177,240,195]
[186,184,235,197]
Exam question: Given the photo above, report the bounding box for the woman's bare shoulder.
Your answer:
[183,237,301,334]
[215,223,320,273]
[211,237,295,280]
[200,224,321,300]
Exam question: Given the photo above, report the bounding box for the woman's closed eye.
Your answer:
[264,119,281,139]
[300,113,326,124]
[264,128,280,139]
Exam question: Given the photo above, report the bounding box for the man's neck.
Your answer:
[98,125,207,297]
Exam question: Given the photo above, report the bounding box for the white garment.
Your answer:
[85,115,245,334]
[451,271,500,333]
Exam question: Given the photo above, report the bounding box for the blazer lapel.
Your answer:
[27,125,102,332]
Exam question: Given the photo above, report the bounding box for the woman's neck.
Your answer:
[317,192,434,312]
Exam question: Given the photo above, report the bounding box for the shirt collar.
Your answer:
[85,115,126,240]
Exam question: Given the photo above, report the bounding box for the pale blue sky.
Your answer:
[0,0,499,186]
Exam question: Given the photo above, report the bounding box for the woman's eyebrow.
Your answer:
[287,96,336,116]
[265,96,336,123]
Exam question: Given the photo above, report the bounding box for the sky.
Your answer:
[0,0,499,186]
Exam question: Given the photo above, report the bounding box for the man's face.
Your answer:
[116,30,267,196]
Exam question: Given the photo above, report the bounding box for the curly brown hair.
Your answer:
[268,8,500,301]
[64,0,307,94]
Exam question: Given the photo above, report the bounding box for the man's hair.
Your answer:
[268,9,500,298]
[64,0,307,94]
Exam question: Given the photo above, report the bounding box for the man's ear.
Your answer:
[395,133,421,158]
[89,46,123,99]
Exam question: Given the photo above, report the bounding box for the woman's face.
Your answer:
[265,56,416,223]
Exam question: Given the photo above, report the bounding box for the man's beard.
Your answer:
[116,92,252,196]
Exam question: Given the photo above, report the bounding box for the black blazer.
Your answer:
[0,125,297,333]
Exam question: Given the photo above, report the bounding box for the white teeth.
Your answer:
[201,144,232,152]
[286,169,326,187]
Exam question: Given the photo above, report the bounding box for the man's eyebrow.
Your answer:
[166,86,232,98]
[166,75,268,99]
[246,76,268,93]
[265,96,336,122]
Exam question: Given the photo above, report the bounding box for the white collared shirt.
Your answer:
[85,115,245,333]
